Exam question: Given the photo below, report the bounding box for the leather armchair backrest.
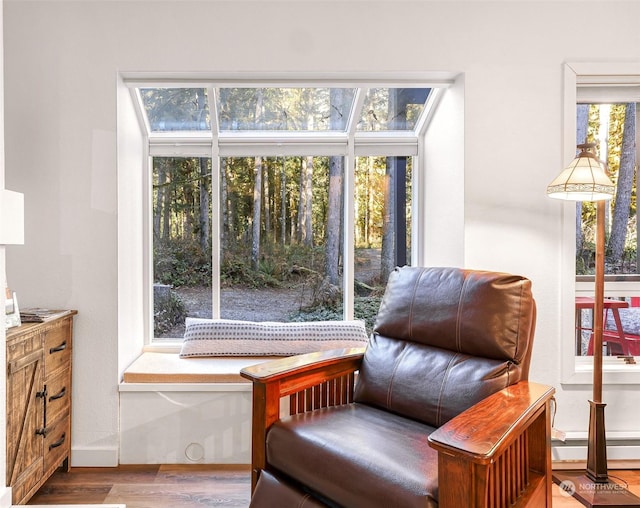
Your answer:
[354,266,536,427]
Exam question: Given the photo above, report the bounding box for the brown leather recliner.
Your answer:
[241,266,555,508]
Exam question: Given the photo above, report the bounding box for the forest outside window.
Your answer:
[133,82,444,341]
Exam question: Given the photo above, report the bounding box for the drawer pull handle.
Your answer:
[49,341,67,354]
[49,387,66,401]
[49,433,66,450]
[36,427,48,437]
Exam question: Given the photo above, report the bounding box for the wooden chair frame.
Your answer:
[241,347,555,508]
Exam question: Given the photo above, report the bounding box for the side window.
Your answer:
[152,156,212,338]
[575,102,640,357]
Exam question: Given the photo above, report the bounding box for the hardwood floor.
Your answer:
[24,465,640,507]
[27,465,251,507]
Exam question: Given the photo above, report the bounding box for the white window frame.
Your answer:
[117,73,463,350]
[561,62,640,384]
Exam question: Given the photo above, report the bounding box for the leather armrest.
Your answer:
[428,381,555,465]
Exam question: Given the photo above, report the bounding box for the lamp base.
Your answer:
[553,470,640,507]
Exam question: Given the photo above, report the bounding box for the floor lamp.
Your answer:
[547,143,640,506]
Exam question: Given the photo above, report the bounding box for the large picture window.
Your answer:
[131,82,445,341]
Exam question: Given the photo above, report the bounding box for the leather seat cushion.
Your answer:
[251,470,329,508]
[266,403,438,508]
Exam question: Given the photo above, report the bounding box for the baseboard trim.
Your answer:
[71,446,119,467]
[552,437,640,463]
[553,459,640,470]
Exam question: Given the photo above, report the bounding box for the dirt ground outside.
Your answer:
[163,248,383,338]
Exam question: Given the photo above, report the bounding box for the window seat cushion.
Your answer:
[179,318,369,358]
[122,352,276,383]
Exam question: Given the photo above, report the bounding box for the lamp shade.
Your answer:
[547,144,615,202]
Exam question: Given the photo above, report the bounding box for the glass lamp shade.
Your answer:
[547,149,615,202]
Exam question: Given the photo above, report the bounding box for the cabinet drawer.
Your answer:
[44,415,70,473]
[44,321,71,377]
[7,331,43,368]
[46,370,70,425]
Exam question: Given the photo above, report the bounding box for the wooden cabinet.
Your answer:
[6,311,76,505]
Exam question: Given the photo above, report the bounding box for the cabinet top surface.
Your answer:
[6,310,78,339]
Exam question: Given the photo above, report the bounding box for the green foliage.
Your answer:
[220,256,280,288]
[220,243,324,288]
[290,295,383,336]
[153,288,187,336]
[154,239,212,287]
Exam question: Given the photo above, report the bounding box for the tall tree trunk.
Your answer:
[354,167,361,247]
[381,90,404,282]
[281,157,287,246]
[154,159,166,241]
[326,157,343,285]
[182,159,199,243]
[221,158,230,251]
[366,158,373,246]
[162,160,171,241]
[252,156,263,270]
[608,104,636,267]
[198,158,210,252]
[264,161,271,244]
[325,90,346,285]
[290,190,297,242]
[251,91,264,269]
[362,157,376,248]
[304,156,313,247]
[297,158,305,243]
[381,157,396,282]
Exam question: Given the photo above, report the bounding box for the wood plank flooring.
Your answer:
[26,465,251,507]
[24,465,640,507]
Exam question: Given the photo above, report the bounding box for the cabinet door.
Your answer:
[6,337,45,502]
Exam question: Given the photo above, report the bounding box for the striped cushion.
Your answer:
[179,318,368,357]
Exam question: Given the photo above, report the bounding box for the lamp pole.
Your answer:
[586,199,608,484]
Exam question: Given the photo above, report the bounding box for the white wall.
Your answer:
[0,0,11,503]
[3,0,640,466]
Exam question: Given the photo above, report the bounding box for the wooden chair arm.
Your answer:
[240,347,365,397]
[241,347,365,491]
[428,381,555,507]
[428,381,554,463]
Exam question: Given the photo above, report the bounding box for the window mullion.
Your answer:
[342,89,367,320]
[343,145,355,320]
[210,86,221,319]
[347,88,366,135]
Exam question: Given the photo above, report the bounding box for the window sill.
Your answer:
[562,356,640,385]
[143,341,183,354]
